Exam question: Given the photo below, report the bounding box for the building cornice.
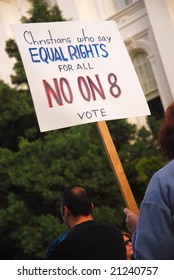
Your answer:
[107,0,147,30]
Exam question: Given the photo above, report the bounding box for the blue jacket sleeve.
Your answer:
[132,162,174,260]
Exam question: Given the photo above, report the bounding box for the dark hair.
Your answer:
[158,102,174,160]
[61,185,93,216]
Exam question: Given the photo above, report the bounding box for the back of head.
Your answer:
[61,185,93,216]
[158,102,174,160]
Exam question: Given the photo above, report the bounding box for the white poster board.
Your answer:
[11,21,150,132]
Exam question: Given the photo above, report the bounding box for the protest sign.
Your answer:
[11,21,150,213]
[11,21,150,132]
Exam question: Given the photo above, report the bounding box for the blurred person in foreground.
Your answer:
[46,185,126,259]
[121,231,134,260]
[124,102,174,259]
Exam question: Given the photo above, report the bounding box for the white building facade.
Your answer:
[1,0,174,121]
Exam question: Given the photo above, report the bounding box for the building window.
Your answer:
[132,52,164,120]
[113,0,133,11]
[132,52,158,101]
[148,97,164,120]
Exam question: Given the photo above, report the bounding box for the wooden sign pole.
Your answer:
[96,121,139,215]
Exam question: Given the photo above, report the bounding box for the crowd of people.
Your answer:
[46,101,174,260]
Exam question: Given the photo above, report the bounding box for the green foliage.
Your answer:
[147,115,162,139]
[0,80,37,149]
[21,0,65,23]
[93,205,125,227]
[15,215,67,259]
[135,155,167,186]
[0,0,166,259]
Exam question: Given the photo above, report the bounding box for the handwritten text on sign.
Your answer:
[11,21,150,132]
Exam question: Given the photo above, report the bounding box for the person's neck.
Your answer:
[69,214,93,228]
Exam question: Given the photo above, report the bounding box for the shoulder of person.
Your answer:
[46,231,69,258]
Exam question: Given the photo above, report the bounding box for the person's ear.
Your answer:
[63,206,69,218]
[62,206,65,217]
[91,202,94,209]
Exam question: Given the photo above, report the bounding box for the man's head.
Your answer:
[60,185,94,228]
